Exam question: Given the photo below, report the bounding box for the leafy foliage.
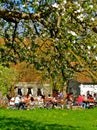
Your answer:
[0,64,18,95]
[0,0,97,90]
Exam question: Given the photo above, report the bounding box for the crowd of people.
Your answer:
[8,90,97,110]
[8,92,64,110]
[66,91,97,109]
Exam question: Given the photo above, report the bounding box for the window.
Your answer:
[27,88,32,96]
[37,88,42,96]
[18,88,22,96]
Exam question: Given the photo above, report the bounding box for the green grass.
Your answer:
[0,108,97,130]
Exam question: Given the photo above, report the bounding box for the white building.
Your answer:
[67,79,97,97]
[79,83,97,97]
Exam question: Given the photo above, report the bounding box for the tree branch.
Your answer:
[68,47,97,81]
[0,9,41,23]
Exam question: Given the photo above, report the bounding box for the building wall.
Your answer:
[79,83,97,97]
[15,82,52,97]
[67,79,97,97]
[67,79,80,97]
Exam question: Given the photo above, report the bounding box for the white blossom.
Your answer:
[22,4,26,8]
[87,46,91,50]
[93,45,96,48]
[64,0,67,4]
[73,40,76,43]
[89,5,93,9]
[28,46,31,50]
[68,31,77,36]
[74,2,80,7]
[52,3,59,8]
[77,9,81,13]
[77,14,85,21]
[95,56,97,61]
[91,17,95,21]
[75,7,84,13]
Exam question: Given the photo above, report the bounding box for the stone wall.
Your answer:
[15,82,52,97]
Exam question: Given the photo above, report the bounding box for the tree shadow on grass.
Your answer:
[0,117,82,130]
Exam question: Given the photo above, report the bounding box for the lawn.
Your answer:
[0,108,97,130]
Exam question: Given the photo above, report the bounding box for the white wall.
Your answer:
[79,84,97,97]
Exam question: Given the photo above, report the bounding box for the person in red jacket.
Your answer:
[77,94,86,109]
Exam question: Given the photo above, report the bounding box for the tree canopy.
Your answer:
[0,64,18,95]
[0,0,97,89]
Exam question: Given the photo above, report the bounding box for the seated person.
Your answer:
[77,95,86,108]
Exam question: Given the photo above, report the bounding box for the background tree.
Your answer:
[0,0,97,92]
[0,64,18,96]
